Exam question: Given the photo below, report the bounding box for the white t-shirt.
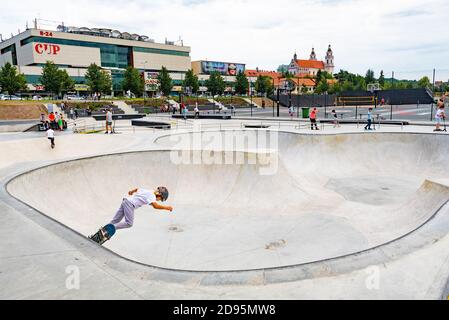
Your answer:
[106,111,113,122]
[47,129,54,138]
[436,109,445,120]
[127,189,156,209]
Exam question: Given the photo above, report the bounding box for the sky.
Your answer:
[1,0,449,81]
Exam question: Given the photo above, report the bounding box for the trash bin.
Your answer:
[302,107,310,119]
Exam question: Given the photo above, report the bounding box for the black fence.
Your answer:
[270,88,434,108]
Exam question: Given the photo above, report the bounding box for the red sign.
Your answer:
[35,43,60,55]
[39,31,53,37]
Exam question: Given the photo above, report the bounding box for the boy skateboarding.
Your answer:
[46,127,55,149]
[89,187,173,245]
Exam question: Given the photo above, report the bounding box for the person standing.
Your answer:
[58,114,64,131]
[194,103,200,119]
[434,104,446,132]
[332,109,340,128]
[365,108,373,131]
[106,108,113,134]
[182,104,188,120]
[310,108,319,130]
[46,127,55,149]
[55,112,61,130]
[69,108,74,120]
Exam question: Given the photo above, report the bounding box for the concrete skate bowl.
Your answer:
[6,131,449,280]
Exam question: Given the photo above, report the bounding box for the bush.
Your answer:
[215,97,248,106]
[66,101,113,111]
[129,98,168,107]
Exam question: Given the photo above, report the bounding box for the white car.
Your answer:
[32,95,43,101]
[66,95,85,101]
[2,95,22,100]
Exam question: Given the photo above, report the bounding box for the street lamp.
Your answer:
[272,77,275,118]
[143,61,148,108]
[277,77,281,118]
[250,78,253,117]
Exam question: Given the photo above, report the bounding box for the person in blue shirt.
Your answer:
[364,108,373,131]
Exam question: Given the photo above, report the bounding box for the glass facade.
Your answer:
[110,69,125,91]
[20,36,190,60]
[1,44,18,65]
[25,74,86,84]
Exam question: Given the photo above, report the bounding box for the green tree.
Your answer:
[365,69,376,84]
[183,69,199,94]
[235,71,249,95]
[59,69,75,94]
[282,71,294,79]
[355,76,367,91]
[328,82,342,94]
[342,80,355,91]
[205,71,226,96]
[122,66,145,97]
[301,84,309,94]
[255,75,267,95]
[0,62,27,96]
[379,70,385,88]
[321,71,333,80]
[315,80,329,94]
[417,76,431,89]
[254,76,274,96]
[85,63,112,98]
[40,61,62,97]
[157,66,173,97]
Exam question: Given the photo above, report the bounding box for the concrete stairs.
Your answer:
[113,101,138,114]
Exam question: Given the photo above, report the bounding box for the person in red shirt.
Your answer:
[310,108,319,130]
[48,112,56,130]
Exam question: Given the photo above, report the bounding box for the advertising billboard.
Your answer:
[201,61,245,76]
[144,71,159,91]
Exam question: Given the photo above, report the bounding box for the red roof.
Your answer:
[296,59,325,69]
[245,70,280,78]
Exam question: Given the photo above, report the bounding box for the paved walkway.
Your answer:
[0,122,448,299]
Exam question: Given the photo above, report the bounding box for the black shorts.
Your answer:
[107,121,112,125]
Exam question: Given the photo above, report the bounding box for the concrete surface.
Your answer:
[1,121,449,299]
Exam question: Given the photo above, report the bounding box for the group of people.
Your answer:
[41,112,67,131]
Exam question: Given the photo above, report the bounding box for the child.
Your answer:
[46,127,55,149]
[332,110,340,128]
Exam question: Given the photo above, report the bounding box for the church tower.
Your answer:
[309,48,317,60]
[324,45,335,74]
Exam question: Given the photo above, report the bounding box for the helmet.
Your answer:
[156,187,169,202]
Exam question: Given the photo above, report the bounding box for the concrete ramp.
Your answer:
[6,132,449,272]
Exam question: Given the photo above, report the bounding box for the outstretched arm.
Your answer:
[128,188,138,196]
[152,202,173,212]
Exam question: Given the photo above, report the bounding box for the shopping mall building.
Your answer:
[0,25,191,95]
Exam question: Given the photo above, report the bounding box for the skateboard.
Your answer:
[89,224,116,245]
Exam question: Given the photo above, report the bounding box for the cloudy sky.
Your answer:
[1,0,448,80]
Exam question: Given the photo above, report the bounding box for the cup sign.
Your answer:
[35,43,61,55]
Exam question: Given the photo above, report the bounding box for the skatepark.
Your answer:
[1,117,449,299]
